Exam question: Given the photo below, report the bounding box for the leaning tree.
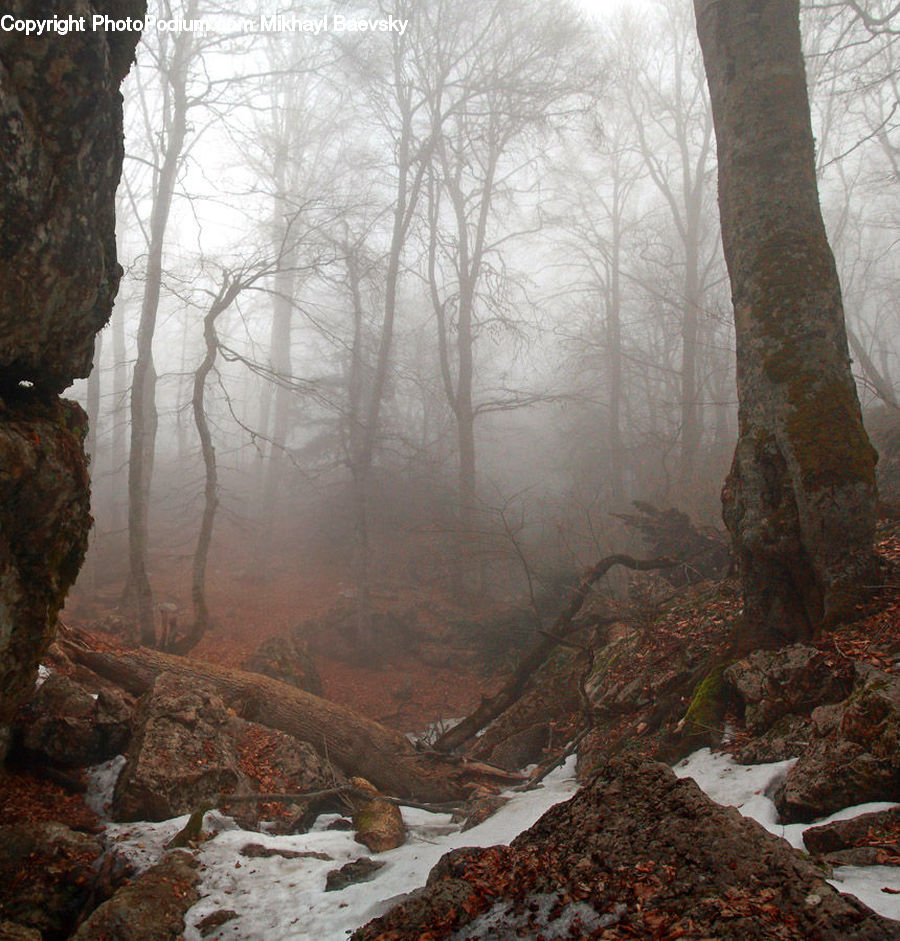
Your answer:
[693,0,879,646]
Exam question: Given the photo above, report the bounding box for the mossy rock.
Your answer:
[683,665,730,739]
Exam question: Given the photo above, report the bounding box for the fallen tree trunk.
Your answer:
[58,626,475,803]
[434,554,676,753]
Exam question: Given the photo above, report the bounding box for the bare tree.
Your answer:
[621,0,719,494]
[124,0,201,645]
[422,0,599,592]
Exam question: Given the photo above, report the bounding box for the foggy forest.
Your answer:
[1,0,899,938]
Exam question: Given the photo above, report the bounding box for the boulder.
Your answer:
[804,808,900,860]
[71,850,199,940]
[355,756,897,940]
[775,665,900,823]
[0,822,103,939]
[113,673,245,823]
[113,672,336,827]
[485,724,549,772]
[325,858,385,892]
[244,632,322,696]
[229,720,339,832]
[0,0,141,391]
[735,714,810,764]
[724,644,851,734]
[349,777,406,853]
[15,673,131,767]
[0,399,93,755]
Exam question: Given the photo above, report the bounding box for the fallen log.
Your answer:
[433,554,676,753]
[57,625,486,804]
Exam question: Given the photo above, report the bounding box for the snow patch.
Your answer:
[85,755,127,818]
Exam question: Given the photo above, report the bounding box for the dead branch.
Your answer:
[433,554,676,753]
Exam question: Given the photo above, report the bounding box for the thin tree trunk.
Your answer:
[185,308,220,650]
[607,190,626,506]
[847,325,898,408]
[127,26,192,646]
[111,301,128,534]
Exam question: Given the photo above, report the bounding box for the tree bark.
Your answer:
[693,0,878,643]
[59,628,470,803]
[127,14,195,646]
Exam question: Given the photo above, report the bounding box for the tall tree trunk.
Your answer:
[127,16,194,646]
[186,307,220,651]
[344,244,375,653]
[111,300,129,535]
[694,0,878,643]
[607,186,626,506]
[84,333,103,592]
[255,260,295,574]
[679,213,702,492]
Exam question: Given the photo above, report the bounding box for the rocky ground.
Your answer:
[1,523,899,938]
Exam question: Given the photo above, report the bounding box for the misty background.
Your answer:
[64,0,898,656]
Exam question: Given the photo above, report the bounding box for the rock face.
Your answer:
[775,663,900,823]
[15,672,131,767]
[0,1,143,752]
[355,756,897,940]
[0,822,104,939]
[0,1,141,391]
[0,399,93,748]
[71,850,199,941]
[113,672,336,826]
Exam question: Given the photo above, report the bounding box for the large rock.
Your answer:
[724,644,851,733]
[0,0,142,391]
[15,672,131,766]
[244,632,322,696]
[804,808,900,858]
[356,756,896,940]
[0,0,143,753]
[71,850,199,940]
[0,399,92,750]
[113,673,245,823]
[775,664,900,823]
[113,672,336,826]
[0,822,103,940]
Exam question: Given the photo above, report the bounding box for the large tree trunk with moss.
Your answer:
[0,2,142,755]
[693,0,878,645]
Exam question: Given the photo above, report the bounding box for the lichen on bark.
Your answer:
[0,1,143,753]
[694,0,878,645]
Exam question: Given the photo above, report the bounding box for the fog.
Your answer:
[65,0,898,660]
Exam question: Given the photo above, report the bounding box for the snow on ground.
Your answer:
[95,758,578,940]
[89,748,899,939]
[675,748,900,922]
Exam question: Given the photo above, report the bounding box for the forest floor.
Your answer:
[63,520,511,732]
[4,515,899,938]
